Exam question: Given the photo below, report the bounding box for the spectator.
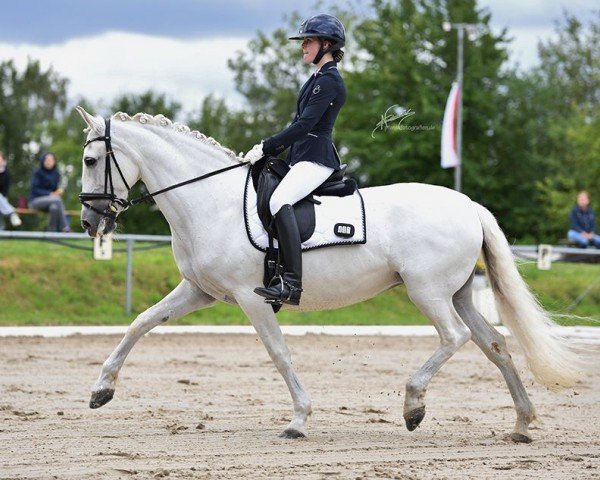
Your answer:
[568,190,600,248]
[29,152,70,232]
[0,151,22,227]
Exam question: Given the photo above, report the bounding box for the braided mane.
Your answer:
[111,112,240,160]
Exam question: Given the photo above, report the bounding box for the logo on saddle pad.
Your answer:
[334,223,355,238]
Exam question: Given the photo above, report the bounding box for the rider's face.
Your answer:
[301,37,319,64]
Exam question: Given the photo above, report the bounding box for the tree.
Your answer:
[226,10,309,148]
[110,90,182,120]
[0,59,68,202]
[528,12,600,240]
[338,0,510,191]
[186,94,249,155]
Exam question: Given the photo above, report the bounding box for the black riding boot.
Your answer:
[254,204,303,305]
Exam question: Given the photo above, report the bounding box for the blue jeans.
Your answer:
[568,230,600,248]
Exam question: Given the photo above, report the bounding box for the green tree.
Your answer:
[339,0,510,191]
[110,90,182,120]
[226,11,309,148]
[528,12,600,240]
[186,94,249,155]
[0,59,68,202]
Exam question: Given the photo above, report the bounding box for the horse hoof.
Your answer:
[89,389,115,409]
[279,428,306,439]
[404,406,426,431]
[510,432,532,444]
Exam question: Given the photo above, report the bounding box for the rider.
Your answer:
[244,14,347,305]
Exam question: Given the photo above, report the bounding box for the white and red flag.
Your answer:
[441,82,461,169]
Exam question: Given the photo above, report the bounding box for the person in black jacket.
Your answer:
[29,152,70,232]
[244,14,347,305]
[568,190,600,248]
[0,151,22,228]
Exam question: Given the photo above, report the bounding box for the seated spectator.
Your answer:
[567,190,600,248]
[0,151,22,227]
[29,152,70,232]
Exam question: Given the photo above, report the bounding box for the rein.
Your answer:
[79,118,248,219]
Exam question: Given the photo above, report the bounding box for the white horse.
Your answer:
[76,107,584,443]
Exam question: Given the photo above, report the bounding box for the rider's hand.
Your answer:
[244,142,264,164]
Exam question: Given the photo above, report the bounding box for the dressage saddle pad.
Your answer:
[243,168,367,252]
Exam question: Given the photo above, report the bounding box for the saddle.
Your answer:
[251,156,357,238]
[250,156,358,311]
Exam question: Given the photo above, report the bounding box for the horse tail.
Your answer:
[475,202,586,389]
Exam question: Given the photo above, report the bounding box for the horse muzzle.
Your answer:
[80,201,117,238]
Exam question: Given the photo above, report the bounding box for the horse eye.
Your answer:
[84,157,97,167]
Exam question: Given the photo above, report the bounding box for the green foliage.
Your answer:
[339,0,510,194]
[110,90,182,120]
[0,59,68,203]
[519,12,599,240]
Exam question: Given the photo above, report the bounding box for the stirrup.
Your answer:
[255,275,303,306]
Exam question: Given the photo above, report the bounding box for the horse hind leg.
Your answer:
[452,275,536,443]
[90,280,216,408]
[402,286,471,431]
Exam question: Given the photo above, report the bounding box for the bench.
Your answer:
[15,208,80,217]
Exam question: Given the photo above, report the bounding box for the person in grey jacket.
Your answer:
[245,14,347,305]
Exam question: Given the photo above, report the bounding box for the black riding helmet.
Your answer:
[289,14,346,64]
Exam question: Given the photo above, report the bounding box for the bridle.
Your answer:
[79,118,249,220]
[79,118,132,219]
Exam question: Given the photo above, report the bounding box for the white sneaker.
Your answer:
[9,212,22,227]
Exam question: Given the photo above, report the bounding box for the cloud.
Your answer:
[0,0,305,45]
[0,32,250,116]
[479,0,596,28]
[502,26,559,70]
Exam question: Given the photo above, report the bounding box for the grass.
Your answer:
[0,239,598,326]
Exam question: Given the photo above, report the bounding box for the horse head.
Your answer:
[76,106,141,237]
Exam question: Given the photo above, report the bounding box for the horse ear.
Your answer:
[75,106,104,134]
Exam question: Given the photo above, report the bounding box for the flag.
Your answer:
[441,82,461,169]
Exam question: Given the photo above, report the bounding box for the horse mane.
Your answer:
[111,112,240,161]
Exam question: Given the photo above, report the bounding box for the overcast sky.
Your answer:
[0,0,596,116]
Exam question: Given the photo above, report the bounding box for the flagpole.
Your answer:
[455,26,463,192]
[443,22,478,193]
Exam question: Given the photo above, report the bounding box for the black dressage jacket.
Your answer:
[262,60,346,171]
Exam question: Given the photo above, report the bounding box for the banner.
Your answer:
[441,82,461,169]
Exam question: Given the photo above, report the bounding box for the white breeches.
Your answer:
[269,161,335,215]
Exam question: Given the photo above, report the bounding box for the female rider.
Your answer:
[244,14,347,306]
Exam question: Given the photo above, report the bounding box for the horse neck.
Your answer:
[122,124,244,229]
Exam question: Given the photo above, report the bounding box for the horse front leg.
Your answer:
[237,294,312,438]
[89,279,216,408]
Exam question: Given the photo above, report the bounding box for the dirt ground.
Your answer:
[0,332,598,479]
